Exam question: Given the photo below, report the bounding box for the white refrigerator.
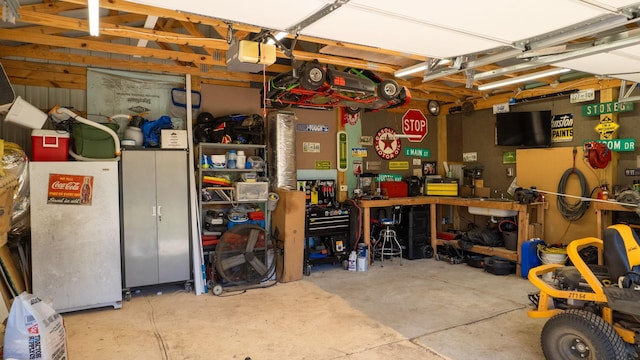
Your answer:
[30,161,122,313]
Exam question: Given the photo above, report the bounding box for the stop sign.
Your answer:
[402,109,428,142]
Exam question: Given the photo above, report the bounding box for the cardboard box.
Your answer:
[459,185,490,198]
[528,223,543,239]
[161,129,187,149]
[31,130,69,161]
[272,189,305,283]
[0,175,17,235]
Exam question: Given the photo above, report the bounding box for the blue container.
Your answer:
[521,238,545,279]
[357,243,368,258]
[227,220,249,229]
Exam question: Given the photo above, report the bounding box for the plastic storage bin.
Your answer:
[235,182,269,201]
[31,130,70,161]
[71,122,119,159]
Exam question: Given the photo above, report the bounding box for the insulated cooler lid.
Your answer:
[31,129,70,138]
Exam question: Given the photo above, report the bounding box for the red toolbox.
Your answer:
[380,181,408,198]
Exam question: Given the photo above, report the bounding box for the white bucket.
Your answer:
[5,96,48,129]
[538,250,568,282]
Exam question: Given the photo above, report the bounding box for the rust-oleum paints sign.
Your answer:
[582,101,633,116]
[551,113,573,143]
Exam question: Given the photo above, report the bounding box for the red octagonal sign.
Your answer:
[402,109,428,142]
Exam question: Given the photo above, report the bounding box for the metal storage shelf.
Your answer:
[197,142,267,207]
[196,142,269,291]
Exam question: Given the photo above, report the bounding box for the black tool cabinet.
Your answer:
[304,206,351,276]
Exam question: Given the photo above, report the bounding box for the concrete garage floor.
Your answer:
[62,258,545,359]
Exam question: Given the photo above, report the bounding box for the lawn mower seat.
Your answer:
[603,224,640,283]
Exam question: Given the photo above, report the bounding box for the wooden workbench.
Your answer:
[359,196,546,276]
[593,200,638,239]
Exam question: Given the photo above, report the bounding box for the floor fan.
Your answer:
[212,224,275,295]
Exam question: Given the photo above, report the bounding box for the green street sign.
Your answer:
[582,101,634,116]
[404,148,431,158]
[596,138,636,152]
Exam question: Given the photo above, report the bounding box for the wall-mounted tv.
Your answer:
[496,110,552,147]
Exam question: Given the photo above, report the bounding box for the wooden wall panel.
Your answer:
[517,147,599,244]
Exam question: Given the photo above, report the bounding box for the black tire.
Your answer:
[300,62,326,90]
[378,79,400,101]
[344,106,360,115]
[541,309,628,360]
[423,245,434,259]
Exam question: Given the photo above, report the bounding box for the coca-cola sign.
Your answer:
[47,174,93,205]
[50,181,81,191]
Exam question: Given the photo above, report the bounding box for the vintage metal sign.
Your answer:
[596,138,636,152]
[374,127,402,160]
[582,101,633,116]
[551,113,573,143]
[404,147,431,158]
[47,174,93,205]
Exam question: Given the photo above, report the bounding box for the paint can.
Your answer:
[356,257,368,272]
[357,243,368,258]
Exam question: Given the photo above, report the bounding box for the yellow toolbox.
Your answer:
[425,178,459,196]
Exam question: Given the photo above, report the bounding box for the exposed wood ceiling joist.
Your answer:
[0,0,638,110]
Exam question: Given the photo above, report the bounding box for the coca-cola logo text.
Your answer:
[51,181,81,191]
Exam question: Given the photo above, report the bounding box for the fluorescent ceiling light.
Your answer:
[88,0,100,36]
[395,59,450,78]
[395,62,428,78]
[266,31,288,45]
[477,68,571,91]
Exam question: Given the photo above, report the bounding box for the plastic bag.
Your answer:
[4,292,68,360]
[140,115,173,148]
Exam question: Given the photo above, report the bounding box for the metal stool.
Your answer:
[375,218,403,267]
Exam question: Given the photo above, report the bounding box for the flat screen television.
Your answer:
[496,110,552,147]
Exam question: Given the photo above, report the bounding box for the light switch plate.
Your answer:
[340,185,348,192]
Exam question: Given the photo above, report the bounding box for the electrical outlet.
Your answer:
[340,185,348,192]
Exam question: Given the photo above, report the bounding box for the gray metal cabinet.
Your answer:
[121,149,191,289]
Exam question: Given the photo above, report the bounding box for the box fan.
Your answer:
[211,224,275,296]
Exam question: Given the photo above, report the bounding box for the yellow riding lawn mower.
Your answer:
[528,224,640,360]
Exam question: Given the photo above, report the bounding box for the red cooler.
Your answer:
[31,130,69,161]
